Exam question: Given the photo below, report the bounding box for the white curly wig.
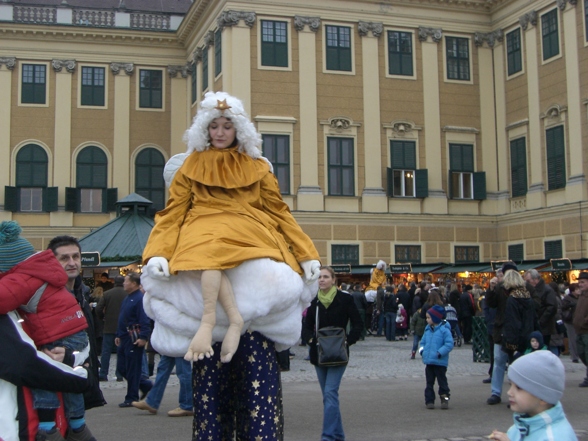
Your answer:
[183,91,262,158]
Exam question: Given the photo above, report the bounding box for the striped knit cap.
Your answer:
[0,221,36,272]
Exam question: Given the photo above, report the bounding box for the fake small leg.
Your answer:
[185,270,221,361]
[217,272,244,363]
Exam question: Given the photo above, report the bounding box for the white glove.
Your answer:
[145,257,170,280]
[300,260,321,283]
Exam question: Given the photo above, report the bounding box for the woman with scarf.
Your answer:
[304,266,363,441]
[501,270,537,362]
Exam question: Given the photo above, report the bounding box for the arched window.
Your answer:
[135,148,165,215]
[5,144,56,212]
[66,146,117,213]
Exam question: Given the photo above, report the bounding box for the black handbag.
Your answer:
[316,307,349,367]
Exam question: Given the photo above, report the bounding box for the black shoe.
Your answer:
[482,377,492,384]
[579,380,588,387]
[119,401,133,408]
[99,376,108,382]
[487,395,501,405]
[116,377,124,382]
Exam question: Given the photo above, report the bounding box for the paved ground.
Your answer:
[91,336,588,440]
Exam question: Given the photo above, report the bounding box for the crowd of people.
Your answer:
[1,88,586,441]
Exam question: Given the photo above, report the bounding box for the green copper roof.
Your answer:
[79,193,154,261]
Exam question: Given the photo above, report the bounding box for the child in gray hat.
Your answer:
[489,350,577,440]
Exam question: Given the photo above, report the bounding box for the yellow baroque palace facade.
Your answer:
[1,0,588,267]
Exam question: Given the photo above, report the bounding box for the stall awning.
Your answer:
[409,264,446,273]
[515,261,549,271]
[96,260,139,268]
[572,261,588,270]
[434,263,492,274]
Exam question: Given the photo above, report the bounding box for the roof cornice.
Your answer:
[0,23,182,47]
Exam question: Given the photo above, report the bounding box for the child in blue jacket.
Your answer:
[419,304,453,410]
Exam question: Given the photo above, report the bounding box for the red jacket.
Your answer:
[0,250,87,346]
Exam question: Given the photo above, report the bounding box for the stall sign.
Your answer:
[551,258,571,271]
[81,252,100,267]
[390,264,412,273]
[331,264,351,274]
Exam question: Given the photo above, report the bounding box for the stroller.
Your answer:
[444,304,462,347]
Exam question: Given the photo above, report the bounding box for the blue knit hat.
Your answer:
[508,350,565,405]
[427,305,445,324]
[0,221,36,272]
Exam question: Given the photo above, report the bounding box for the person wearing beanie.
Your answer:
[418,304,453,409]
[489,351,577,441]
[0,221,96,441]
[524,331,547,354]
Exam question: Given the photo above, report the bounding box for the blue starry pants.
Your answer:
[192,331,284,441]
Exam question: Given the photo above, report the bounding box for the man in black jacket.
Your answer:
[96,276,126,381]
[485,263,513,405]
[48,236,106,415]
[525,269,557,352]
[350,284,368,340]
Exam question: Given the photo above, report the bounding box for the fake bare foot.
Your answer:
[184,324,214,361]
[219,321,243,363]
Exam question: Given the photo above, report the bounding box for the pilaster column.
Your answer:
[295,15,323,211]
[358,21,387,212]
[560,1,587,202]
[474,30,507,214]
[168,64,191,156]
[0,58,15,209]
[110,62,133,197]
[418,27,447,214]
[520,11,544,210]
[491,34,510,212]
[51,60,75,224]
[217,10,255,114]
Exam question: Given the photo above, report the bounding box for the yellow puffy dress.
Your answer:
[141,147,320,356]
[143,146,318,273]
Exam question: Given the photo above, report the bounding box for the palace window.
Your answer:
[506,28,522,76]
[261,20,288,67]
[21,64,46,104]
[326,25,352,72]
[327,137,354,196]
[262,134,290,194]
[388,31,413,76]
[139,69,162,109]
[81,66,105,106]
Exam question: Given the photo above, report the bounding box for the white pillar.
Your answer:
[360,24,387,213]
[562,3,587,203]
[111,63,132,197]
[169,65,189,156]
[523,17,544,210]
[296,17,323,211]
[0,59,14,210]
[420,29,447,214]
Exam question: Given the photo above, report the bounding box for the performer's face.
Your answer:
[209,117,236,149]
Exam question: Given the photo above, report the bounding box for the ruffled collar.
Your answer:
[181,147,269,188]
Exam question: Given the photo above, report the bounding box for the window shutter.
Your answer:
[43,187,58,212]
[104,188,118,212]
[386,167,394,197]
[473,172,486,200]
[546,126,566,190]
[448,170,454,199]
[415,169,428,198]
[65,187,79,212]
[4,186,18,212]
